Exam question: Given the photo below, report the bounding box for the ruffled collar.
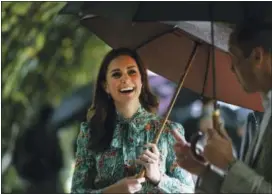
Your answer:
[116,105,146,124]
[111,105,156,148]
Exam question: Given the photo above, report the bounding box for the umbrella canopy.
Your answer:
[75,17,263,112]
[60,2,272,24]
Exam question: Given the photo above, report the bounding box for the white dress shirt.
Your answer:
[253,90,272,160]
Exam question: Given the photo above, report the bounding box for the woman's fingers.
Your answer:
[145,143,160,156]
[142,149,159,160]
[139,154,156,164]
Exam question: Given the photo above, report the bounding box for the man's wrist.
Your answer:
[226,158,237,172]
[198,164,210,177]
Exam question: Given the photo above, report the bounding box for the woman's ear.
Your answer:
[103,82,109,94]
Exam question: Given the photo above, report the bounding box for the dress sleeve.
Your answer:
[156,122,195,193]
[71,122,103,194]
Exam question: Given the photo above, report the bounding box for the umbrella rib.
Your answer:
[131,2,142,21]
[135,28,176,50]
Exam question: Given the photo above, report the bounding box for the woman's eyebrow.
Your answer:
[110,68,120,73]
[127,65,136,69]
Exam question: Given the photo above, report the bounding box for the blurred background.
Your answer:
[1,2,258,193]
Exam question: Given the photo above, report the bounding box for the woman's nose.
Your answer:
[121,74,129,83]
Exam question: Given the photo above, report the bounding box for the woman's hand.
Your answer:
[171,129,208,176]
[103,177,145,194]
[136,143,161,185]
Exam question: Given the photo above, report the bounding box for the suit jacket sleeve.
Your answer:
[195,166,224,193]
[196,112,272,193]
[71,122,103,194]
[220,160,272,193]
[196,160,272,193]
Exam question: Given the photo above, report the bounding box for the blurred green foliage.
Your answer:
[2,2,110,192]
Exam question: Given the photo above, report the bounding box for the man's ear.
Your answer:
[250,47,265,68]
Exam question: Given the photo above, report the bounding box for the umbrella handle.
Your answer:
[135,168,145,178]
[135,137,160,178]
[212,109,230,139]
[212,109,221,134]
[190,109,221,162]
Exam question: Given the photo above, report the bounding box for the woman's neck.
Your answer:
[115,100,141,119]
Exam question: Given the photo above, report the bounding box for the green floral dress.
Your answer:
[71,106,195,193]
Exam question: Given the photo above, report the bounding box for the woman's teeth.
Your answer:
[120,87,134,93]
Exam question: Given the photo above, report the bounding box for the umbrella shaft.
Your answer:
[136,42,200,178]
[154,42,199,144]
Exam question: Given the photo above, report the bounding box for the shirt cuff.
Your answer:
[156,174,194,193]
[156,174,171,192]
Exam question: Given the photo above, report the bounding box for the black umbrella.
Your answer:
[57,15,264,111]
[60,1,272,24]
[59,2,271,173]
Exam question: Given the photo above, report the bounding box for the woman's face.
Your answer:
[104,55,143,106]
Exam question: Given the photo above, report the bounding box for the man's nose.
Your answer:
[231,64,235,73]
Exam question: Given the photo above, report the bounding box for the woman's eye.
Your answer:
[112,72,121,78]
[128,70,137,75]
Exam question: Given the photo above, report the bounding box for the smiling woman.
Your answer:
[104,55,143,113]
[70,48,195,193]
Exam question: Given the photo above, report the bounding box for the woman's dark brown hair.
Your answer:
[87,48,159,152]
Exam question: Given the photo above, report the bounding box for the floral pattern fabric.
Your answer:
[71,106,195,193]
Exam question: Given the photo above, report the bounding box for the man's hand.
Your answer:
[203,127,235,170]
[171,129,207,176]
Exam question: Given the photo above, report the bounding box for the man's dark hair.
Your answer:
[230,19,272,57]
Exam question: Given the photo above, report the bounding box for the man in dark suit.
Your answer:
[172,20,272,193]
